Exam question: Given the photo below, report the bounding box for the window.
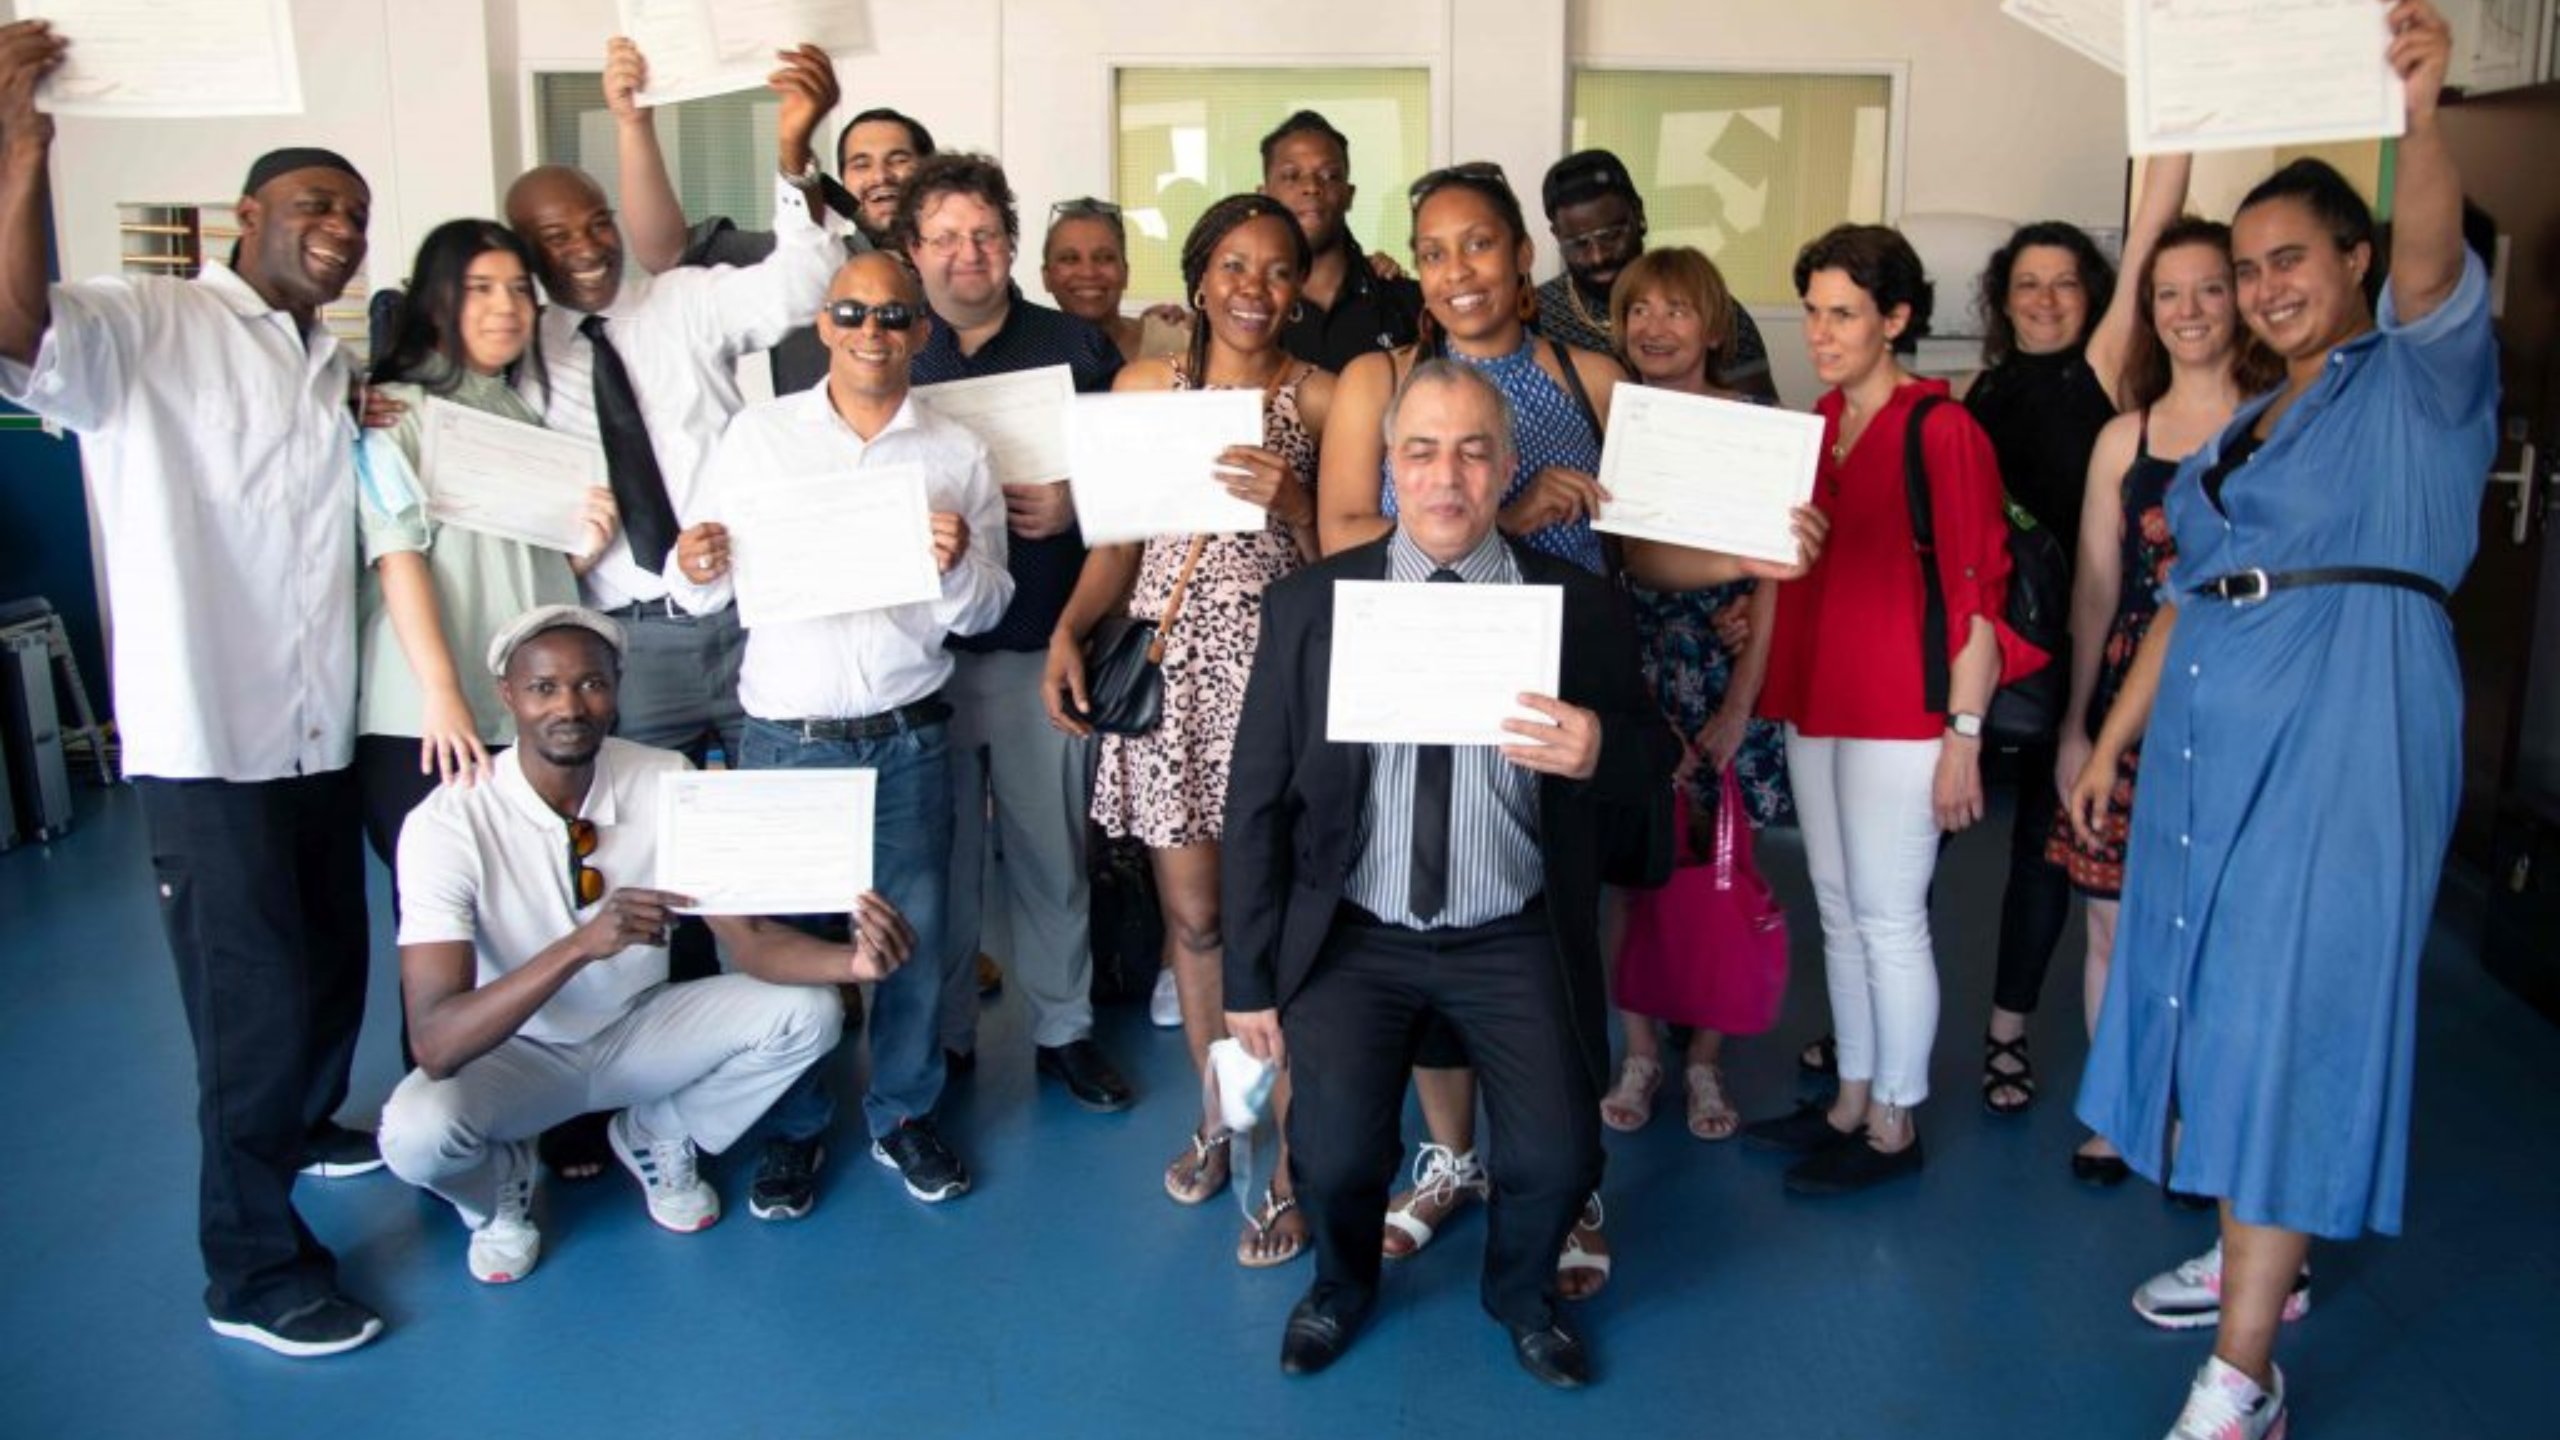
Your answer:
[533,74,778,237]
[1113,66,1433,305]
[1570,69,1898,307]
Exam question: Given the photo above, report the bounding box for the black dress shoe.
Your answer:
[1035,1039,1134,1112]
[1739,1103,1863,1155]
[943,1047,977,1076]
[2071,1149,2133,1188]
[1510,1322,1591,1389]
[1280,1294,1362,1376]
[1784,1134,1926,1195]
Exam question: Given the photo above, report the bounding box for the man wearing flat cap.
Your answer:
[0,21,390,1357]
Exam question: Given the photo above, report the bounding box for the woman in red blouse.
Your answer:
[1741,225,2044,1195]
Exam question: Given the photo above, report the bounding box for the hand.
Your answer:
[1737,504,1831,582]
[574,887,694,960]
[1708,595,1752,655]
[1004,481,1076,540]
[0,20,68,141]
[1366,250,1407,282]
[1225,1008,1286,1066]
[1042,630,1095,738]
[354,382,407,431]
[1217,444,1310,526]
[768,43,840,174]
[1497,466,1608,538]
[1696,704,1748,772]
[2066,742,2121,850]
[1140,301,1190,328]
[2384,0,2451,123]
[1500,693,1602,780]
[2054,730,2094,810]
[676,521,730,582]
[929,511,970,573]
[1933,734,1985,832]
[572,486,621,574]
[416,687,492,787]
[602,36,647,121]
[1670,738,1702,790]
[845,890,915,982]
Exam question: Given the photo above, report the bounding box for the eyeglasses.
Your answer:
[825,298,918,331]
[1407,162,1508,210]
[916,227,1009,256]
[1048,197,1122,221]
[1556,221,1635,257]
[566,817,605,907]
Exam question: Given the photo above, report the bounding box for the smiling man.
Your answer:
[1260,109,1423,371]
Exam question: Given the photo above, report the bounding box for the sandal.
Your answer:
[1982,1033,2037,1115]
[1163,1128,1233,1206]
[1797,1034,1837,1077]
[1599,1055,1664,1132]
[1556,1193,1612,1300]
[1382,1142,1485,1259]
[1684,1062,1740,1141]
[1237,1189,1306,1268]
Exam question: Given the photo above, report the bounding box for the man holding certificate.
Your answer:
[669,253,1011,1220]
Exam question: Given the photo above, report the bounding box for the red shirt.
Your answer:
[1762,378,2045,741]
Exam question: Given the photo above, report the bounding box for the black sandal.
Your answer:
[1982,1034,2037,1115]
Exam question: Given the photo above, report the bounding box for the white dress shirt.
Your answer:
[669,389,1013,719]
[536,183,837,611]
[396,738,687,1046]
[0,263,358,781]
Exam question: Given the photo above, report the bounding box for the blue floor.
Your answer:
[2,781,2556,1439]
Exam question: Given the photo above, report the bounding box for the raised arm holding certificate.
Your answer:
[1325,580,1563,748]
[724,463,940,628]
[616,0,871,107]
[911,365,1074,486]
[25,0,302,117]
[1067,389,1268,545]
[1592,385,1822,566]
[2127,0,2404,154]
[418,398,603,554]
[658,769,875,915]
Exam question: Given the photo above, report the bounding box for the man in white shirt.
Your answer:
[380,606,916,1286]
[670,252,1010,1218]
[0,21,383,1358]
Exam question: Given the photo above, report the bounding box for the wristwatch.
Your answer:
[780,154,824,192]
[1947,712,1984,739]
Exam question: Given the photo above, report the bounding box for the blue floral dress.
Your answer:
[1629,579,1793,830]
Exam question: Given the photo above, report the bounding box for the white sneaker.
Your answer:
[609,1109,720,1232]
[466,1141,542,1284]
[2166,1356,2288,1440]
[2133,1240,2312,1330]
[1149,968,1182,1029]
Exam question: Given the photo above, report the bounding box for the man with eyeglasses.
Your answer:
[1535,149,1778,402]
[380,605,920,1284]
[664,252,1013,1217]
[891,152,1139,1117]
[1260,109,1424,371]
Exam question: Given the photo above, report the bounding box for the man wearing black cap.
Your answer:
[1,21,385,1356]
[1536,148,1777,402]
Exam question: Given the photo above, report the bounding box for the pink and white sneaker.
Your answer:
[2166,1356,2287,1440]
[2133,1241,2312,1330]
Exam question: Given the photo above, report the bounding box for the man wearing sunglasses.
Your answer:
[380,605,920,1285]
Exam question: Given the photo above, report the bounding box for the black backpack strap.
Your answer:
[1902,394,1951,714]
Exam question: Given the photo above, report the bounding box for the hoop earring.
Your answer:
[1516,278,1539,324]
[1288,300,1306,324]
[1192,290,1206,311]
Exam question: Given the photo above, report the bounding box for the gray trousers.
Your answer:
[940,647,1096,1052]
[612,602,748,763]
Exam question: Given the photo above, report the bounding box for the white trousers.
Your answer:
[1784,729,1944,1107]
[379,975,840,1229]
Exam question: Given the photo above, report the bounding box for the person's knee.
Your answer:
[376,1072,478,1185]
[777,983,845,1059]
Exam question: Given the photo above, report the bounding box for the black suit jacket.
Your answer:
[1219,536,1677,1089]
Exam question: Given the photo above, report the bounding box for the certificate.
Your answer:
[1067,390,1268,546]
[418,399,601,555]
[912,366,1075,486]
[26,0,303,118]
[1592,385,1820,566]
[726,464,941,628]
[2001,0,2125,73]
[1326,581,1563,748]
[2127,0,2404,155]
[617,0,871,108]
[658,769,874,916]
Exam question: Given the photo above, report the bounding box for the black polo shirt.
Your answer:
[1279,225,1423,372]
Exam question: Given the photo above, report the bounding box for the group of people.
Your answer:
[0,3,2497,1435]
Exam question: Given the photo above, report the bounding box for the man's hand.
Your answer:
[574,887,694,961]
[846,890,915,982]
[1004,481,1075,540]
[768,43,840,178]
[0,21,67,146]
[675,521,730,583]
[1367,251,1407,282]
[1500,693,1602,780]
[1497,465,1607,538]
[602,36,648,121]
[1226,1008,1286,1066]
[929,511,970,573]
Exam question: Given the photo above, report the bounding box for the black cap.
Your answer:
[240,147,366,199]
[1541,149,1636,220]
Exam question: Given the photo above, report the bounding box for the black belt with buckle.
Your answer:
[2189,566,2449,608]
[780,696,951,742]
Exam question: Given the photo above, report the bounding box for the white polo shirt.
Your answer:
[0,263,359,781]
[396,737,688,1045]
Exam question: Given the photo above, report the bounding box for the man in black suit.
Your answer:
[1219,359,1677,1389]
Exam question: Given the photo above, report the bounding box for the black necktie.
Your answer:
[1410,566,1462,922]
[579,313,681,575]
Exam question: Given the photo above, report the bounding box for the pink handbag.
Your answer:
[1613,767,1790,1035]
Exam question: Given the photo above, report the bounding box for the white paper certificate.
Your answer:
[2001,0,2126,73]
[911,366,1075,486]
[1591,386,1820,566]
[726,464,941,628]
[2127,0,2404,155]
[658,769,874,915]
[418,399,601,555]
[26,0,303,117]
[1067,390,1268,546]
[617,0,872,108]
[1326,581,1564,748]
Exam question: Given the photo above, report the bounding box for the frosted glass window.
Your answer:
[535,74,777,238]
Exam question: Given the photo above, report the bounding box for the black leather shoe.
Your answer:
[943,1047,977,1076]
[1784,1134,1926,1195]
[1510,1322,1591,1389]
[1280,1294,1361,1376]
[2071,1148,2133,1188]
[1739,1103,1863,1155]
[1035,1039,1134,1112]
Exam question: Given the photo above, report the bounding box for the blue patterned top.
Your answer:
[1381,339,1607,574]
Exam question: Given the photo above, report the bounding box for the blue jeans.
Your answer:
[740,714,952,1141]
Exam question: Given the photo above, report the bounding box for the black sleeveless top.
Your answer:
[1963,346,2116,564]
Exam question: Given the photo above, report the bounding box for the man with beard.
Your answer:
[1,20,386,1357]
[1262,110,1423,371]
[379,608,917,1284]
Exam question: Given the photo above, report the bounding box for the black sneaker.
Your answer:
[298,1122,385,1179]
[207,1294,384,1358]
[870,1120,971,1203]
[748,1137,825,1221]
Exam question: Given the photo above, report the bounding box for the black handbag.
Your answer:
[1076,535,1209,737]
[1902,395,2069,746]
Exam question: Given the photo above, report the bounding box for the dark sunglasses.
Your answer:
[1407,162,1509,209]
[1049,197,1123,221]
[825,298,919,331]
[567,817,605,907]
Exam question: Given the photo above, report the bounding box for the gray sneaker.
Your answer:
[2132,1241,2311,1330]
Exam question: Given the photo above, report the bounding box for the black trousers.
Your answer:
[1991,739,2074,1016]
[137,769,369,1319]
[1283,904,1602,1333]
